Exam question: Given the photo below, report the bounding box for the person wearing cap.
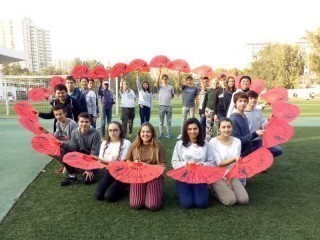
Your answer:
[98,80,115,138]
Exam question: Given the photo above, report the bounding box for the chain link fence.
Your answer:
[0,75,119,117]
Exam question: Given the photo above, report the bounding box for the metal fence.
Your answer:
[0,75,119,117]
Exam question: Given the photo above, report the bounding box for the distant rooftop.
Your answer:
[0,47,26,64]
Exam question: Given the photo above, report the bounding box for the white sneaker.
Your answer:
[176,134,182,140]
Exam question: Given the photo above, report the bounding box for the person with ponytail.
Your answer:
[95,121,131,202]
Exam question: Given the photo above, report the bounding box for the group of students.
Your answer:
[35,73,284,210]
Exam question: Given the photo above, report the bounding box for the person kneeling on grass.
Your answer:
[60,112,101,187]
[125,122,166,211]
[171,118,215,209]
[95,121,131,202]
[52,104,78,174]
[209,118,249,205]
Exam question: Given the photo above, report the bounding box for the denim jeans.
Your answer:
[159,105,172,135]
[139,105,151,124]
[101,107,112,138]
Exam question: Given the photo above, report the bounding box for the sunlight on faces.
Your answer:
[211,79,219,89]
[186,78,194,86]
[219,78,226,88]
[88,81,95,89]
[227,78,235,88]
[55,89,67,102]
[162,76,168,84]
[201,78,210,88]
[53,109,67,123]
[66,80,75,92]
[219,121,233,137]
[235,98,248,111]
[187,123,199,142]
[240,78,251,90]
[123,81,128,90]
[142,82,149,90]
[80,78,89,89]
[140,125,152,144]
[108,123,120,141]
[78,117,90,133]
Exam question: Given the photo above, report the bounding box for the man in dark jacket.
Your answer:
[65,75,88,112]
[38,84,82,132]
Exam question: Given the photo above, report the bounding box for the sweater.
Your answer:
[171,141,215,169]
[54,118,78,141]
[61,127,101,156]
[230,112,258,157]
[202,88,218,112]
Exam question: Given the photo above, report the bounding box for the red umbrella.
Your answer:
[149,55,170,68]
[129,59,150,72]
[166,59,190,73]
[262,116,294,148]
[272,102,300,122]
[90,65,109,80]
[260,87,288,103]
[63,152,106,170]
[226,148,273,179]
[167,164,226,184]
[31,133,61,156]
[14,101,38,121]
[50,76,66,89]
[18,117,44,135]
[191,65,214,78]
[71,65,90,79]
[110,63,130,78]
[28,88,53,102]
[250,79,265,95]
[108,161,165,184]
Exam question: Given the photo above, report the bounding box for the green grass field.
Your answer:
[0,100,319,239]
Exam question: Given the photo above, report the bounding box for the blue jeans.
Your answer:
[139,105,151,124]
[101,107,112,137]
[252,139,283,157]
[176,181,208,209]
[159,105,172,135]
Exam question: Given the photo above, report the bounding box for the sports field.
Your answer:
[0,99,319,239]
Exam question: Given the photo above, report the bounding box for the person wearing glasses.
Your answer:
[95,121,131,202]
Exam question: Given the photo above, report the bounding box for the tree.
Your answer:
[248,44,305,89]
[306,28,320,82]
[0,63,30,75]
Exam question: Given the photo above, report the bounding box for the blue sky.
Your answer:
[1,0,320,69]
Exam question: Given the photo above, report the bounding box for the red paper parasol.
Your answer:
[226,148,273,179]
[167,164,225,184]
[260,87,288,103]
[14,101,38,120]
[50,76,66,89]
[262,116,294,148]
[149,55,170,68]
[234,75,243,88]
[71,65,90,79]
[108,161,165,184]
[63,152,106,170]
[18,117,43,135]
[191,65,214,78]
[31,133,61,156]
[272,102,300,122]
[166,59,190,73]
[129,59,150,72]
[28,88,53,102]
[90,65,109,80]
[250,79,265,95]
[110,63,130,78]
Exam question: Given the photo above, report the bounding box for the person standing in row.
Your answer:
[223,76,236,114]
[214,74,227,121]
[136,72,152,124]
[120,74,136,138]
[156,70,174,139]
[198,76,211,139]
[65,75,88,113]
[80,77,98,128]
[176,74,199,140]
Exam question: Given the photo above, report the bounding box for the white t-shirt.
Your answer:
[136,77,152,108]
[208,137,241,176]
[171,140,215,169]
[98,139,131,162]
[120,89,135,108]
[159,85,174,106]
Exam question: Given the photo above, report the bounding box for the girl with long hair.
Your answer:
[125,122,166,211]
[171,118,215,209]
[136,72,152,124]
[95,121,131,202]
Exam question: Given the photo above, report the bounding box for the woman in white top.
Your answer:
[136,73,152,124]
[95,121,131,202]
[208,117,249,205]
[171,118,215,209]
[120,74,136,137]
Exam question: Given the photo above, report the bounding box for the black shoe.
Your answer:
[60,176,78,187]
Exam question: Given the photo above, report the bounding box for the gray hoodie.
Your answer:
[61,127,101,156]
